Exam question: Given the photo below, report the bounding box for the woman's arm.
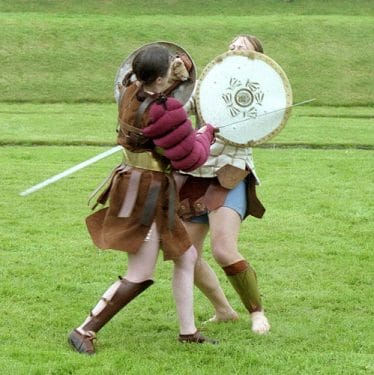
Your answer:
[143,97,215,172]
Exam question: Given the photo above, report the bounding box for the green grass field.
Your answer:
[0,11,373,105]
[0,1,373,374]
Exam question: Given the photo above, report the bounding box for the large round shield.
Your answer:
[114,41,196,105]
[196,51,293,146]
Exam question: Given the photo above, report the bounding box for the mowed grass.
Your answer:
[1,1,373,373]
[1,143,372,374]
[0,12,373,105]
[1,103,373,148]
[1,0,373,16]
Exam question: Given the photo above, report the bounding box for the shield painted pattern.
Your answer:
[196,51,293,146]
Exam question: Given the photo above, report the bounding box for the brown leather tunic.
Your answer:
[86,84,191,260]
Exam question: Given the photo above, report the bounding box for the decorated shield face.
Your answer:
[196,50,293,146]
[114,41,197,105]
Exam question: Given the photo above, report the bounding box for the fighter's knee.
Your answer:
[186,245,198,263]
[211,236,234,252]
[211,246,242,267]
[174,245,198,266]
[211,247,229,266]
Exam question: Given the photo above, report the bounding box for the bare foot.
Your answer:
[203,310,239,324]
[251,311,270,334]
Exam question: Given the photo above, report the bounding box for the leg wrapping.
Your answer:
[223,260,262,313]
[82,278,153,332]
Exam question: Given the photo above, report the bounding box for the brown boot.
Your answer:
[68,329,96,355]
[223,260,262,313]
[179,330,218,344]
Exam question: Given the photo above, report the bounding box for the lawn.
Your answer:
[1,119,372,373]
[0,1,373,373]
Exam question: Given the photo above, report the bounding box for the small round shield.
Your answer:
[114,41,196,105]
[196,51,293,146]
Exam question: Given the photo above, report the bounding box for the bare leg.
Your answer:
[172,245,198,334]
[184,221,238,322]
[172,245,218,344]
[126,224,160,283]
[209,207,270,334]
[69,224,160,354]
[208,207,243,267]
[77,223,160,333]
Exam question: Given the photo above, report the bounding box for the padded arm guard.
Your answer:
[143,98,215,172]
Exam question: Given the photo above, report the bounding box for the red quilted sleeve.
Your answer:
[143,98,215,172]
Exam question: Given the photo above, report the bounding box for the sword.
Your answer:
[19,99,315,196]
[19,145,123,196]
[218,98,316,130]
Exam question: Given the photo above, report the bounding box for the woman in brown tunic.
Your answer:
[68,45,217,354]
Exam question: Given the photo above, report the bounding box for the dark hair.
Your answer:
[132,45,170,85]
[232,34,264,53]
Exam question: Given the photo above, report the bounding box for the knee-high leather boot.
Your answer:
[68,278,153,354]
[223,260,262,313]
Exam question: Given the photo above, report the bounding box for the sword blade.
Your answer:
[19,145,123,196]
[218,98,317,129]
[257,98,317,117]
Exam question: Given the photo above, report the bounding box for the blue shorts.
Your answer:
[189,180,247,224]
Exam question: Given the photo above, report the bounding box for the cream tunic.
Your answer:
[183,95,260,184]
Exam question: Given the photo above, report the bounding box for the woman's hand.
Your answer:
[197,124,219,134]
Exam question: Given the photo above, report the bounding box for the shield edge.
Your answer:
[113,41,197,105]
